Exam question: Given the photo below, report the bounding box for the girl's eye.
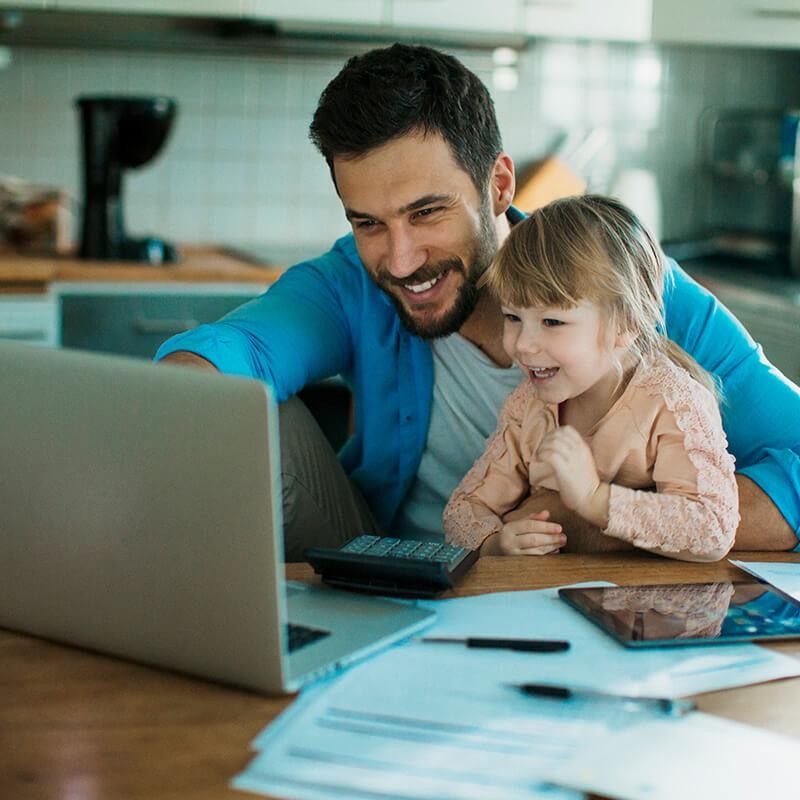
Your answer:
[502,312,521,323]
[543,318,564,327]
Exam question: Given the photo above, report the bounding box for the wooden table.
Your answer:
[2,552,800,799]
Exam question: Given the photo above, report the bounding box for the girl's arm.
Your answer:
[443,383,558,552]
[601,381,738,562]
[536,367,738,562]
[601,404,738,562]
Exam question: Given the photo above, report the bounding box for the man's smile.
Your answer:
[403,270,445,294]
[399,268,453,302]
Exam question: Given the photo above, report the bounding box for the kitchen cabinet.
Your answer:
[53,0,248,16]
[653,0,800,49]
[58,284,264,359]
[54,281,351,448]
[248,0,385,27]
[1,1,52,8]
[0,294,60,347]
[389,0,518,36]
[0,247,277,354]
[30,0,662,44]
[518,0,652,42]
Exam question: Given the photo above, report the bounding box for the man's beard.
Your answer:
[375,199,498,340]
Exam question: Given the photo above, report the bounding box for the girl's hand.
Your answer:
[536,426,609,527]
[480,510,565,556]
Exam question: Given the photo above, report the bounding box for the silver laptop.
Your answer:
[0,342,434,694]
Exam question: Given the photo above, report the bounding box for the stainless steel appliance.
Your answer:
[784,111,800,277]
[667,108,800,277]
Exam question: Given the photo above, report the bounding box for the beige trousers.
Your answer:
[278,397,380,562]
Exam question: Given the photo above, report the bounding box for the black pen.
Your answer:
[509,682,695,716]
[418,637,570,653]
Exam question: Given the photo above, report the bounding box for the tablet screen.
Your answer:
[558,581,800,647]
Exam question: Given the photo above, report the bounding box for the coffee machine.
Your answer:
[76,95,178,264]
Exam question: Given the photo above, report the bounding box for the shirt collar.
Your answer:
[507,205,526,226]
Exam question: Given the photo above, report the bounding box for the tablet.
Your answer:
[558,581,800,647]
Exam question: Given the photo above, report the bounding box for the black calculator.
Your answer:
[304,535,479,598]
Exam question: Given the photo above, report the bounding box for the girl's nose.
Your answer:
[516,328,542,356]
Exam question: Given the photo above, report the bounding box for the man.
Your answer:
[157,44,800,560]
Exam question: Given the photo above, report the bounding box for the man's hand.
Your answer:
[479,510,565,556]
[535,426,610,527]
[159,351,218,370]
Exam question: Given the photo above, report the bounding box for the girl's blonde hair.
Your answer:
[482,195,719,398]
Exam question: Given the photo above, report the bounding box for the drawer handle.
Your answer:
[755,8,800,19]
[0,329,49,341]
[132,318,200,335]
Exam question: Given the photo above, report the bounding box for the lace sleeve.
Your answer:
[443,381,548,551]
[603,362,739,562]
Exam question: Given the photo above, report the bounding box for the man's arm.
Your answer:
[153,256,355,402]
[160,351,218,370]
[734,475,796,550]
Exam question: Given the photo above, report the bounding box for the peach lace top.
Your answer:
[443,353,739,561]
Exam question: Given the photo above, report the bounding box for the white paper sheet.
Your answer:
[414,586,800,698]
[544,711,800,800]
[237,695,594,800]
[233,585,800,800]
[730,559,800,602]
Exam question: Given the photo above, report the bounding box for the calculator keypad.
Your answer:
[340,534,468,567]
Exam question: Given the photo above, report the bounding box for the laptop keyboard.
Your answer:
[339,535,468,567]
[286,622,330,653]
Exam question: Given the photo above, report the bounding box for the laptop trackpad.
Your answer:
[285,583,434,689]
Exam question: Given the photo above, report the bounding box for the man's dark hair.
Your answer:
[309,43,502,192]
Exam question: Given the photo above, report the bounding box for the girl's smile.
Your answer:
[527,366,560,383]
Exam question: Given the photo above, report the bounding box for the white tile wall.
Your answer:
[1,40,799,249]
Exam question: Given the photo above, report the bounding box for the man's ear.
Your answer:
[490,152,515,215]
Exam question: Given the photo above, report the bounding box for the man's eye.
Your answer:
[354,219,378,230]
[414,207,441,219]
[543,318,564,327]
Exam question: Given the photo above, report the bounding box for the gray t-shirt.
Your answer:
[392,334,521,540]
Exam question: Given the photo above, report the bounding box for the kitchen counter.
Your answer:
[677,256,800,385]
[680,257,800,308]
[0,245,286,292]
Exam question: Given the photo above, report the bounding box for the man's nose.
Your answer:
[384,228,427,278]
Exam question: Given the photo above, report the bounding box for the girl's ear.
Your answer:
[615,328,638,349]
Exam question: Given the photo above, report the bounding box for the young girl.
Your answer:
[443,195,738,562]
